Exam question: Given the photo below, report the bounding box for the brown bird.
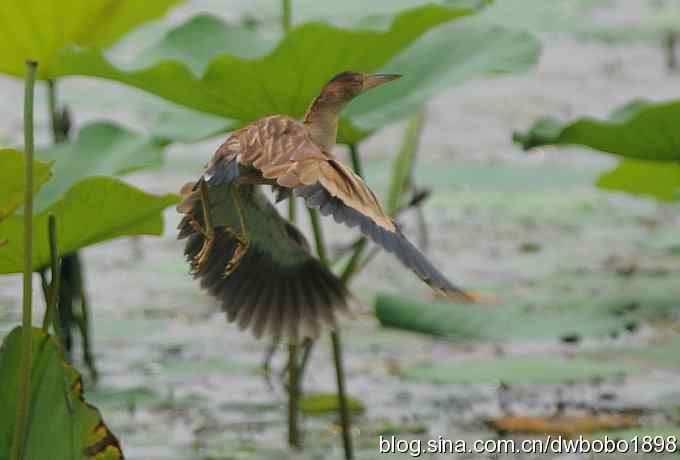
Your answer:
[177,71,468,340]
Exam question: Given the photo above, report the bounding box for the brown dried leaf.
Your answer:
[488,414,638,436]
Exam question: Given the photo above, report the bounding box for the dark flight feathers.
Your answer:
[177,164,349,340]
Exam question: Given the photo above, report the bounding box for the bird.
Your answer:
[177,71,469,341]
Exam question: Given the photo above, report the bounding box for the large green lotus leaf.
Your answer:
[55,4,497,144]
[404,356,639,384]
[0,177,178,274]
[596,159,680,202]
[34,122,167,211]
[0,149,52,222]
[514,99,680,162]
[130,14,276,75]
[0,326,123,459]
[374,294,637,342]
[85,8,538,144]
[343,22,540,130]
[0,0,183,79]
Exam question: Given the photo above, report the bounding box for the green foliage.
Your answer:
[404,357,640,384]
[0,327,123,459]
[597,160,680,202]
[0,123,177,274]
[54,5,470,142]
[0,178,177,274]
[34,122,167,211]
[0,0,183,79]
[54,5,539,144]
[0,150,51,222]
[131,15,275,74]
[299,393,365,415]
[514,100,680,161]
[374,294,638,342]
[514,99,680,201]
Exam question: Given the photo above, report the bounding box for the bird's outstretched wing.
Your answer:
[177,175,349,340]
[208,116,469,299]
[294,181,469,298]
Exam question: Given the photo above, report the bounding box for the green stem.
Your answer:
[11,59,38,460]
[307,208,328,265]
[48,78,97,378]
[302,144,367,460]
[339,239,367,284]
[286,168,299,449]
[329,143,365,460]
[74,260,98,382]
[282,0,292,33]
[281,0,298,431]
[348,144,363,178]
[665,31,678,71]
[288,198,297,222]
[38,270,49,303]
[297,337,314,384]
[331,331,353,459]
[41,214,61,337]
[287,341,301,449]
[46,79,65,144]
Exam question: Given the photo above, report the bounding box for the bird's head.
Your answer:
[317,71,401,108]
[304,71,401,150]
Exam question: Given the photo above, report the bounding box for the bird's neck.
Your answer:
[303,95,344,152]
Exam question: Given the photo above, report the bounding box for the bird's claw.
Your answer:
[224,228,249,276]
[189,217,214,272]
[193,236,214,272]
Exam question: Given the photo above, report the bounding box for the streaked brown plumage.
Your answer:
[178,71,469,340]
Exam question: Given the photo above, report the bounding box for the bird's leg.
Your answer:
[261,339,279,391]
[192,181,215,271]
[224,185,250,276]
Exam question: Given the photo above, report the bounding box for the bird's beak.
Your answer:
[362,73,401,91]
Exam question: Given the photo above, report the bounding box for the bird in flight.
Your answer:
[177,71,469,341]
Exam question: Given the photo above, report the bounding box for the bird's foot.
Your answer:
[188,217,215,272]
[193,236,214,272]
[224,228,249,276]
